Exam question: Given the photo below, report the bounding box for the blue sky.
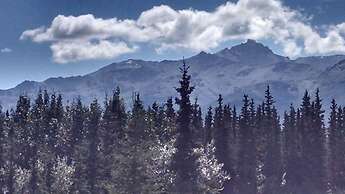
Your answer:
[0,0,345,89]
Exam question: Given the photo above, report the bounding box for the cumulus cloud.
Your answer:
[21,0,345,63]
[1,48,12,53]
[51,40,137,63]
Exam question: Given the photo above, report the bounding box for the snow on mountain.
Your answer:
[1,40,345,113]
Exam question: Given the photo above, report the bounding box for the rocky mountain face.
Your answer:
[1,39,345,113]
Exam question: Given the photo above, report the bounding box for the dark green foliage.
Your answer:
[14,95,31,169]
[0,66,344,194]
[213,95,234,193]
[283,104,304,194]
[0,107,4,189]
[86,100,102,193]
[298,90,326,193]
[5,111,16,194]
[191,98,203,145]
[121,94,151,193]
[166,97,175,122]
[262,86,282,194]
[204,106,213,146]
[100,88,127,191]
[72,99,103,193]
[171,60,199,193]
[238,94,257,194]
[329,99,345,193]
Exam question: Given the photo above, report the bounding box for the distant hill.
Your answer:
[1,39,345,113]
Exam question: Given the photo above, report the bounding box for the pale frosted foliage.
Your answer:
[194,141,231,193]
[36,159,45,173]
[52,156,75,192]
[281,172,287,186]
[107,135,176,193]
[0,166,5,177]
[0,166,7,193]
[148,138,176,191]
[14,165,32,192]
[256,162,266,194]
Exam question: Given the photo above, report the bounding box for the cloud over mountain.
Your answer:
[21,0,345,63]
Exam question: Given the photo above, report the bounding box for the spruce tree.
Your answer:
[329,99,345,193]
[191,98,203,145]
[262,86,283,194]
[329,99,338,193]
[283,104,305,194]
[14,95,31,169]
[171,60,198,193]
[85,99,102,193]
[163,97,176,142]
[5,111,16,194]
[69,97,86,160]
[299,90,325,193]
[0,107,5,190]
[330,99,337,131]
[165,97,175,123]
[73,99,102,193]
[28,90,46,193]
[125,94,151,193]
[108,94,151,193]
[312,89,326,192]
[238,94,257,194]
[213,95,233,193]
[100,88,127,191]
[204,106,213,146]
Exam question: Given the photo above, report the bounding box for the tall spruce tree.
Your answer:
[85,99,102,193]
[0,107,7,191]
[28,91,45,193]
[261,86,283,194]
[73,99,102,193]
[213,95,233,193]
[299,90,325,193]
[14,95,31,169]
[204,106,213,146]
[191,98,203,145]
[172,60,198,193]
[124,93,151,193]
[100,87,127,192]
[69,97,86,160]
[5,110,16,194]
[238,94,257,194]
[164,97,176,142]
[0,107,5,189]
[283,104,305,194]
[329,98,345,193]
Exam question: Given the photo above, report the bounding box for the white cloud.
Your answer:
[1,48,12,53]
[21,0,345,63]
[51,40,137,63]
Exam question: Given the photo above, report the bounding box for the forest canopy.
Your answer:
[0,62,344,194]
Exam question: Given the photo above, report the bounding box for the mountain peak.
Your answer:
[195,51,211,57]
[216,39,285,65]
[245,39,258,44]
[232,39,273,54]
[217,39,274,56]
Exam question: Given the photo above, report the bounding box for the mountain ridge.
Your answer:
[1,40,345,112]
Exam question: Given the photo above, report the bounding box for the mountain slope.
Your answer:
[1,40,345,113]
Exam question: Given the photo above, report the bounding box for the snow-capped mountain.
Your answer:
[1,39,345,112]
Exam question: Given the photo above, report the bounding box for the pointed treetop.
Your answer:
[179,57,190,74]
[217,94,223,107]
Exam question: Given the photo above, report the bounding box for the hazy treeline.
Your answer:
[0,62,344,194]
